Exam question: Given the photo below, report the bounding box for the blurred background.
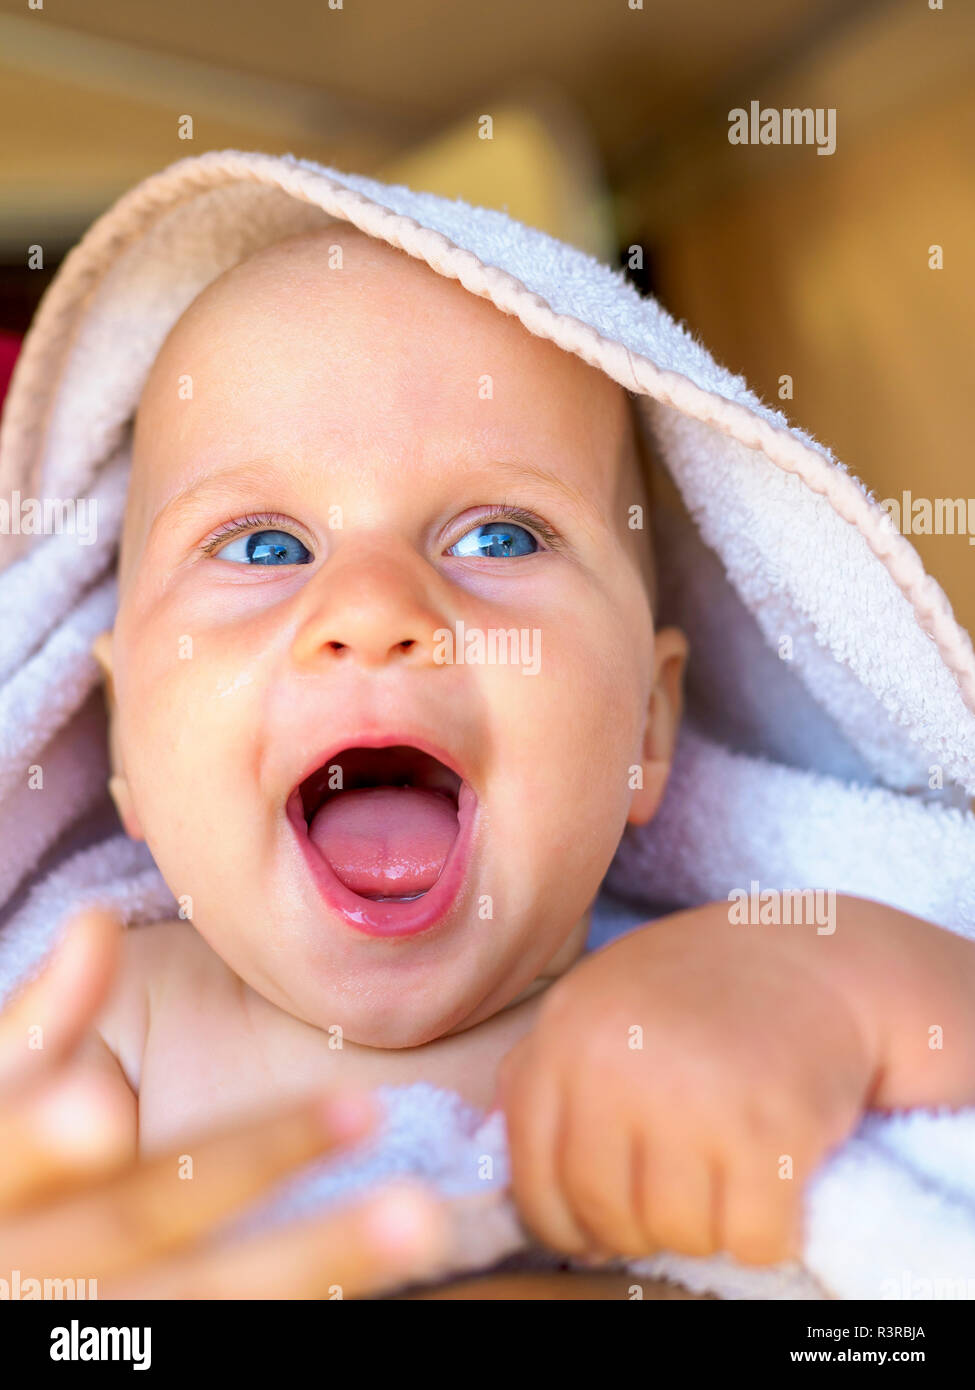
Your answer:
[1,0,972,630]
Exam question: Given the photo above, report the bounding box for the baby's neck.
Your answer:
[499,911,590,1010]
[441,908,592,1038]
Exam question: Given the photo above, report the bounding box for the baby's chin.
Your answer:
[225,937,507,1050]
[310,989,494,1051]
[179,850,572,1049]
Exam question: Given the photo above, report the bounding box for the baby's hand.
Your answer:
[495,903,877,1266]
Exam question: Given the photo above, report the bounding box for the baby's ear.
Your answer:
[92,629,115,695]
[627,626,688,827]
[91,629,144,842]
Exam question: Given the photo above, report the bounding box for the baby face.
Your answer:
[102,227,685,1048]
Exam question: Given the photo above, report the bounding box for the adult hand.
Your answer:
[0,910,449,1298]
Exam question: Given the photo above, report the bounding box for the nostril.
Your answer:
[324,640,416,656]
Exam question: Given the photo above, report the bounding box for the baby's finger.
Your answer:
[721,1153,803,1266]
[0,910,122,1098]
[2,1088,381,1282]
[0,1069,133,1213]
[503,1057,591,1256]
[561,1096,641,1256]
[633,1145,718,1259]
[102,1180,450,1300]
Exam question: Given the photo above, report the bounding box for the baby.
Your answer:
[80,225,975,1268]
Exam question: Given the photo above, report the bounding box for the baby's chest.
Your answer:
[136,986,522,1156]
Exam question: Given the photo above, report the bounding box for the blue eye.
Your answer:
[216,529,313,565]
[448,521,538,559]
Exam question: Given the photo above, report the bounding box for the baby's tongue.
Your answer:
[308,786,457,899]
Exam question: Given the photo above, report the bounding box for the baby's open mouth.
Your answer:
[297,746,462,902]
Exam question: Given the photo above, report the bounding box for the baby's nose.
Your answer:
[290,544,445,670]
[322,634,420,661]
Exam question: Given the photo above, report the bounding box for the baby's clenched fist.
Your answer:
[494,902,877,1266]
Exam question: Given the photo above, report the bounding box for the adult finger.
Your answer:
[102,1180,451,1300]
[0,910,122,1098]
[1,1088,382,1282]
[0,1067,134,1213]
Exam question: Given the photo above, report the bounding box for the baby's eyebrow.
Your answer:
[476,459,603,536]
[149,456,311,535]
[149,454,604,537]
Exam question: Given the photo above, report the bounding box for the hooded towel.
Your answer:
[2,148,975,1300]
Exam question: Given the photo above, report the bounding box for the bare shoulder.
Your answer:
[123,915,232,982]
[96,917,235,1091]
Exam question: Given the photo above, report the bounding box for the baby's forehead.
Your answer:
[163,227,612,399]
[121,227,652,599]
[132,227,642,537]
[154,223,625,417]
[174,225,475,337]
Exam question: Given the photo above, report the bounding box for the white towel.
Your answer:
[2,148,975,1299]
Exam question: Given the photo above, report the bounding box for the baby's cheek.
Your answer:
[546,605,646,797]
[114,614,256,837]
[495,622,637,885]
[116,630,186,768]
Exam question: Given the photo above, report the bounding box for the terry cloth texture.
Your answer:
[2,149,974,1299]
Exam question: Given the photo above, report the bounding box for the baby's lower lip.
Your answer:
[285,782,478,938]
